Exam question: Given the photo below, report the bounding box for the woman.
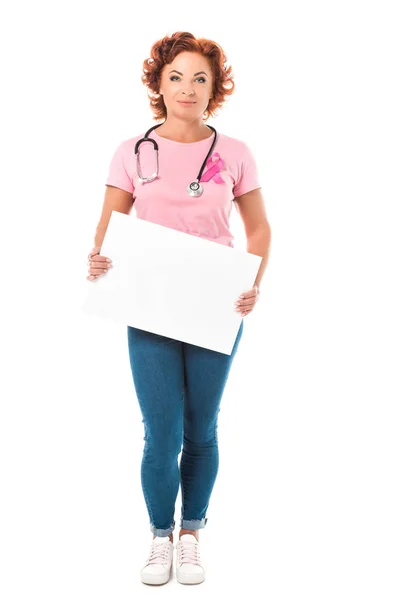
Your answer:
[86,31,271,586]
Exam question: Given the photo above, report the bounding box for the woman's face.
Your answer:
[159,51,213,119]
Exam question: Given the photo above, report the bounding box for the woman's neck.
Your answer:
[155,120,212,143]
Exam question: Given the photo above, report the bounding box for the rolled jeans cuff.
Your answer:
[180,517,208,530]
[150,519,175,537]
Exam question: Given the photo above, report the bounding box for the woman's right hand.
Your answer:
[87,246,113,281]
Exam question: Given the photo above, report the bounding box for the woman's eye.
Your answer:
[169,76,206,83]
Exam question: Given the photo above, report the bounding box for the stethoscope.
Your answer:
[134,122,218,197]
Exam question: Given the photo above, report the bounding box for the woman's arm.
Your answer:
[94,185,134,247]
[234,188,271,289]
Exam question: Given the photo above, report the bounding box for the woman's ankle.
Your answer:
[179,528,199,541]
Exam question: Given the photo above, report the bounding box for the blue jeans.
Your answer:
[127,320,244,537]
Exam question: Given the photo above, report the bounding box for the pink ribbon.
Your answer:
[199,152,225,183]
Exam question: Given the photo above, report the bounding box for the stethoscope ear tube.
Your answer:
[135,127,161,183]
[134,136,159,154]
[135,150,159,183]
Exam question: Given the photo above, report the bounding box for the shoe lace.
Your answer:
[145,541,170,566]
[178,541,201,566]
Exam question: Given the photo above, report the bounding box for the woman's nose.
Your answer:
[182,86,195,95]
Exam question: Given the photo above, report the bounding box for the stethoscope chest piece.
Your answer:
[187,181,203,197]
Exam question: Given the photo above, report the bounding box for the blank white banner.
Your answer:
[82,211,262,355]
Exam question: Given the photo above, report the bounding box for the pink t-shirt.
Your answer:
[105,129,261,248]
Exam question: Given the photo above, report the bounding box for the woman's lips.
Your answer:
[178,101,195,105]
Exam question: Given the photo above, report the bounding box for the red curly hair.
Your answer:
[141,31,235,121]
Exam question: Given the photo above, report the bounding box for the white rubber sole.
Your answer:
[176,568,205,585]
[140,563,172,585]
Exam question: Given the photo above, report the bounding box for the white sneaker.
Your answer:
[140,536,174,585]
[176,533,205,584]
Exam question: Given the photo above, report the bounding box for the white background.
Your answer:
[1,1,399,598]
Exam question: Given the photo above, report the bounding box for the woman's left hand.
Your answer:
[234,284,260,317]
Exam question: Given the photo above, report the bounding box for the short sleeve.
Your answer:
[105,140,134,194]
[233,142,261,197]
